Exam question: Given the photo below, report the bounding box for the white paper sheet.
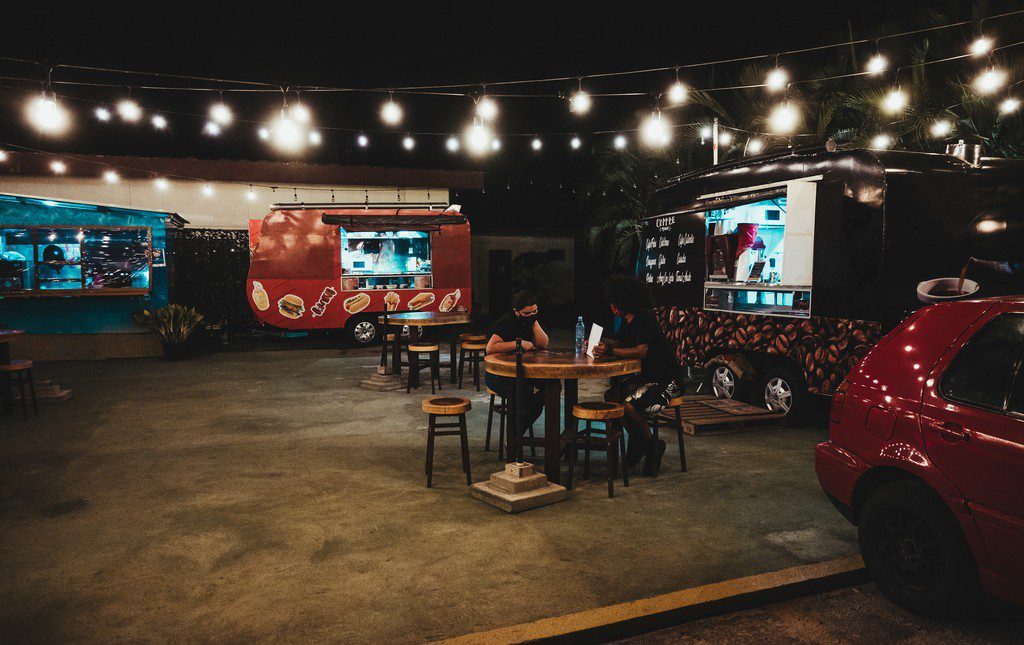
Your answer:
[586,323,603,357]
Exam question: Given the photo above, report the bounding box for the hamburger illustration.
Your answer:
[278,294,305,319]
[343,292,371,314]
[407,292,435,310]
[438,289,461,312]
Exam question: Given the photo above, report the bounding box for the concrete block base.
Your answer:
[359,371,405,392]
[470,462,568,513]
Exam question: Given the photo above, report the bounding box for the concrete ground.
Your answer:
[0,343,856,643]
[622,583,1024,644]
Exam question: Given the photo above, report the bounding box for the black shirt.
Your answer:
[615,309,681,383]
[489,311,536,348]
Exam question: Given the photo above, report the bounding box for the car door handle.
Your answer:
[925,419,970,443]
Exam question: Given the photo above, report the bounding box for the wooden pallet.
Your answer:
[657,394,785,435]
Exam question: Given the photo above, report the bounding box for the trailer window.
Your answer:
[341,230,431,276]
[706,196,787,284]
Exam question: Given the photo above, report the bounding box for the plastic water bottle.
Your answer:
[575,316,586,355]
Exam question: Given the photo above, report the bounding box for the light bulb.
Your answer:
[491,138,501,151]
[103,170,119,184]
[570,91,592,115]
[970,36,993,57]
[202,184,214,197]
[26,93,70,135]
[203,121,222,136]
[0,150,8,162]
[154,178,169,191]
[476,97,498,121]
[50,160,67,174]
[446,136,460,152]
[289,103,311,124]
[258,127,269,140]
[266,111,305,153]
[531,137,542,151]
[765,68,788,92]
[613,134,627,150]
[308,130,322,145]
[699,125,713,139]
[667,82,687,104]
[871,134,892,149]
[151,114,168,130]
[246,187,256,201]
[866,54,888,75]
[465,123,492,154]
[882,88,908,114]
[95,107,111,122]
[929,119,953,138]
[641,112,672,147]
[768,103,799,133]
[719,130,734,145]
[974,68,1008,95]
[746,138,765,154]
[999,97,1021,114]
[209,102,234,126]
[357,134,369,147]
[117,99,142,122]
[570,136,582,149]
[381,100,403,125]
[402,135,415,150]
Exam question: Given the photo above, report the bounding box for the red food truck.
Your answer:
[246,203,471,344]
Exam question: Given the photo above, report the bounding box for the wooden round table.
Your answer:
[485,350,640,485]
[0,329,25,416]
[379,311,472,385]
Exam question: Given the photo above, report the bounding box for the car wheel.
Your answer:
[708,364,749,401]
[760,366,806,421]
[347,317,379,346]
[858,480,977,617]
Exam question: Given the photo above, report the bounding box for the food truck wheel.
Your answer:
[761,366,806,420]
[709,365,748,401]
[346,316,379,346]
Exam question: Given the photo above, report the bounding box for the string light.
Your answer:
[26,92,71,135]
[357,133,369,147]
[970,36,994,57]
[202,183,214,197]
[381,96,403,125]
[929,119,953,137]
[465,122,492,154]
[531,137,543,151]
[866,54,888,75]
[103,170,119,183]
[308,130,322,145]
[257,127,270,140]
[570,136,582,149]
[699,125,713,140]
[203,121,222,136]
[491,138,502,151]
[247,185,256,201]
[719,130,734,145]
[50,160,67,174]
[570,85,592,115]
[974,67,1008,95]
[0,150,7,162]
[765,67,788,92]
[613,134,627,150]
[209,102,234,126]
[640,110,671,147]
[871,133,892,149]
[402,135,415,150]
[262,108,309,153]
[746,138,765,154]
[667,81,687,104]
[95,107,112,122]
[154,177,169,191]
[882,87,908,113]
[289,103,312,124]
[768,102,799,133]
[151,114,168,130]
[999,97,1021,114]
[476,96,498,121]
[446,136,460,152]
[117,99,142,122]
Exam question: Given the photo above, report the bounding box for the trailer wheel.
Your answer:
[761,366,806,421]
[708,364,748,401]
[346,316,379,346]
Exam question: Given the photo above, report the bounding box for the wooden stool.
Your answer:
[567,402,628,498]
[422,396,472,487]
[649,395,687,473]
[380,332,408,369]
[407,344,442,394]
[458,341,487,391]
[485,387,536,460]
[459,333,487,343]
[0,360,38,420]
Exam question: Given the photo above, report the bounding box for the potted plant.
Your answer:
[134,305,204,360]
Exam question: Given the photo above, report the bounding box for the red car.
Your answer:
[816,296,1024,615]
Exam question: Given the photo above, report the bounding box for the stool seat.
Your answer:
[422,396,472,415]
[573,401,625,420]
[0,359,33,372]
[460,333,487,342]
[666,395,686,407]
[486,386,500,396]
[408,343,440,353]
[461,341,487,351]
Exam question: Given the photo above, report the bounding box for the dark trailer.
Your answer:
[639,146,1024,419]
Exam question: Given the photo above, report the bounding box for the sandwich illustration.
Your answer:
[343,292,371,314]
[407,292,435,310]
[384,291,401,311]
[438,289,461,312]
[278,294,305,319]
[251,281,270,311]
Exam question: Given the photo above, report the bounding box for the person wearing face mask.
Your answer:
[485,290,549,445]
[592,275,684,476]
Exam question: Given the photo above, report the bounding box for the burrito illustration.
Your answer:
[278,294,305,319]
[343,292,371,314]
[438,289,461,312]
[407,292,435,310]
[384,291,401,312]
[251,281,270,311]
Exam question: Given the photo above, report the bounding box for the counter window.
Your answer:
[706,195,787,284]
[341,230,432,290]
[0,226,151,294]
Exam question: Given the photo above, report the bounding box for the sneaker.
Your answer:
[625,437,647,470]
[642,439,667,476]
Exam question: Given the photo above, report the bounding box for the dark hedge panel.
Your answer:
[169,228,255,327]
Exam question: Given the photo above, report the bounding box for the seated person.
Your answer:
[484,290,549,453]
[593,275,684,476]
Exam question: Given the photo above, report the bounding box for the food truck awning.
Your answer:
[316,207,467,231]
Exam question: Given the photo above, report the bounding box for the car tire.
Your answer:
[760,366,806,421]
[707,363,749,402]
[858,480,978,617]
[346,315,379,346]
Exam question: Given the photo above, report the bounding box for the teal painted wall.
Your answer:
[0,197,170,334]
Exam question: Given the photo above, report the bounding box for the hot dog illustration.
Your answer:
[343,292,371,314]
[407,292,435,310]
[438,288,461,312]
[278,294,305,319]
[251,281,270,311]
[383,291,401,311]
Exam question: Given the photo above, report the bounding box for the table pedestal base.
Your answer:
[470,462,567,513]
[359,366,405,392]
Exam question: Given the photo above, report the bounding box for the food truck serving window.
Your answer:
[0,226,151,295]
[340,230,432,290]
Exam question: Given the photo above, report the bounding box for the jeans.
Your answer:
[484,373,544,439]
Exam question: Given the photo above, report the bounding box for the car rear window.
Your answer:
[940,314,1024,411]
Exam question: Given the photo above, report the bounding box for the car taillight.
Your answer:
[830,380,849,425]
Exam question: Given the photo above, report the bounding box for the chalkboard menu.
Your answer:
[637,211,706,305]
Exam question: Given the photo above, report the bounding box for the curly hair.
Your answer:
[604,274,652,315]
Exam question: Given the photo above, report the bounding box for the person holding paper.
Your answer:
[485,290,549,443]
[593,275,684,476]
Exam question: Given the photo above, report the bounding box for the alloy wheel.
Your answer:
[353,321,377,344]
[712,366,736,398]
[764,376,793,413]
[878,506,943,593]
